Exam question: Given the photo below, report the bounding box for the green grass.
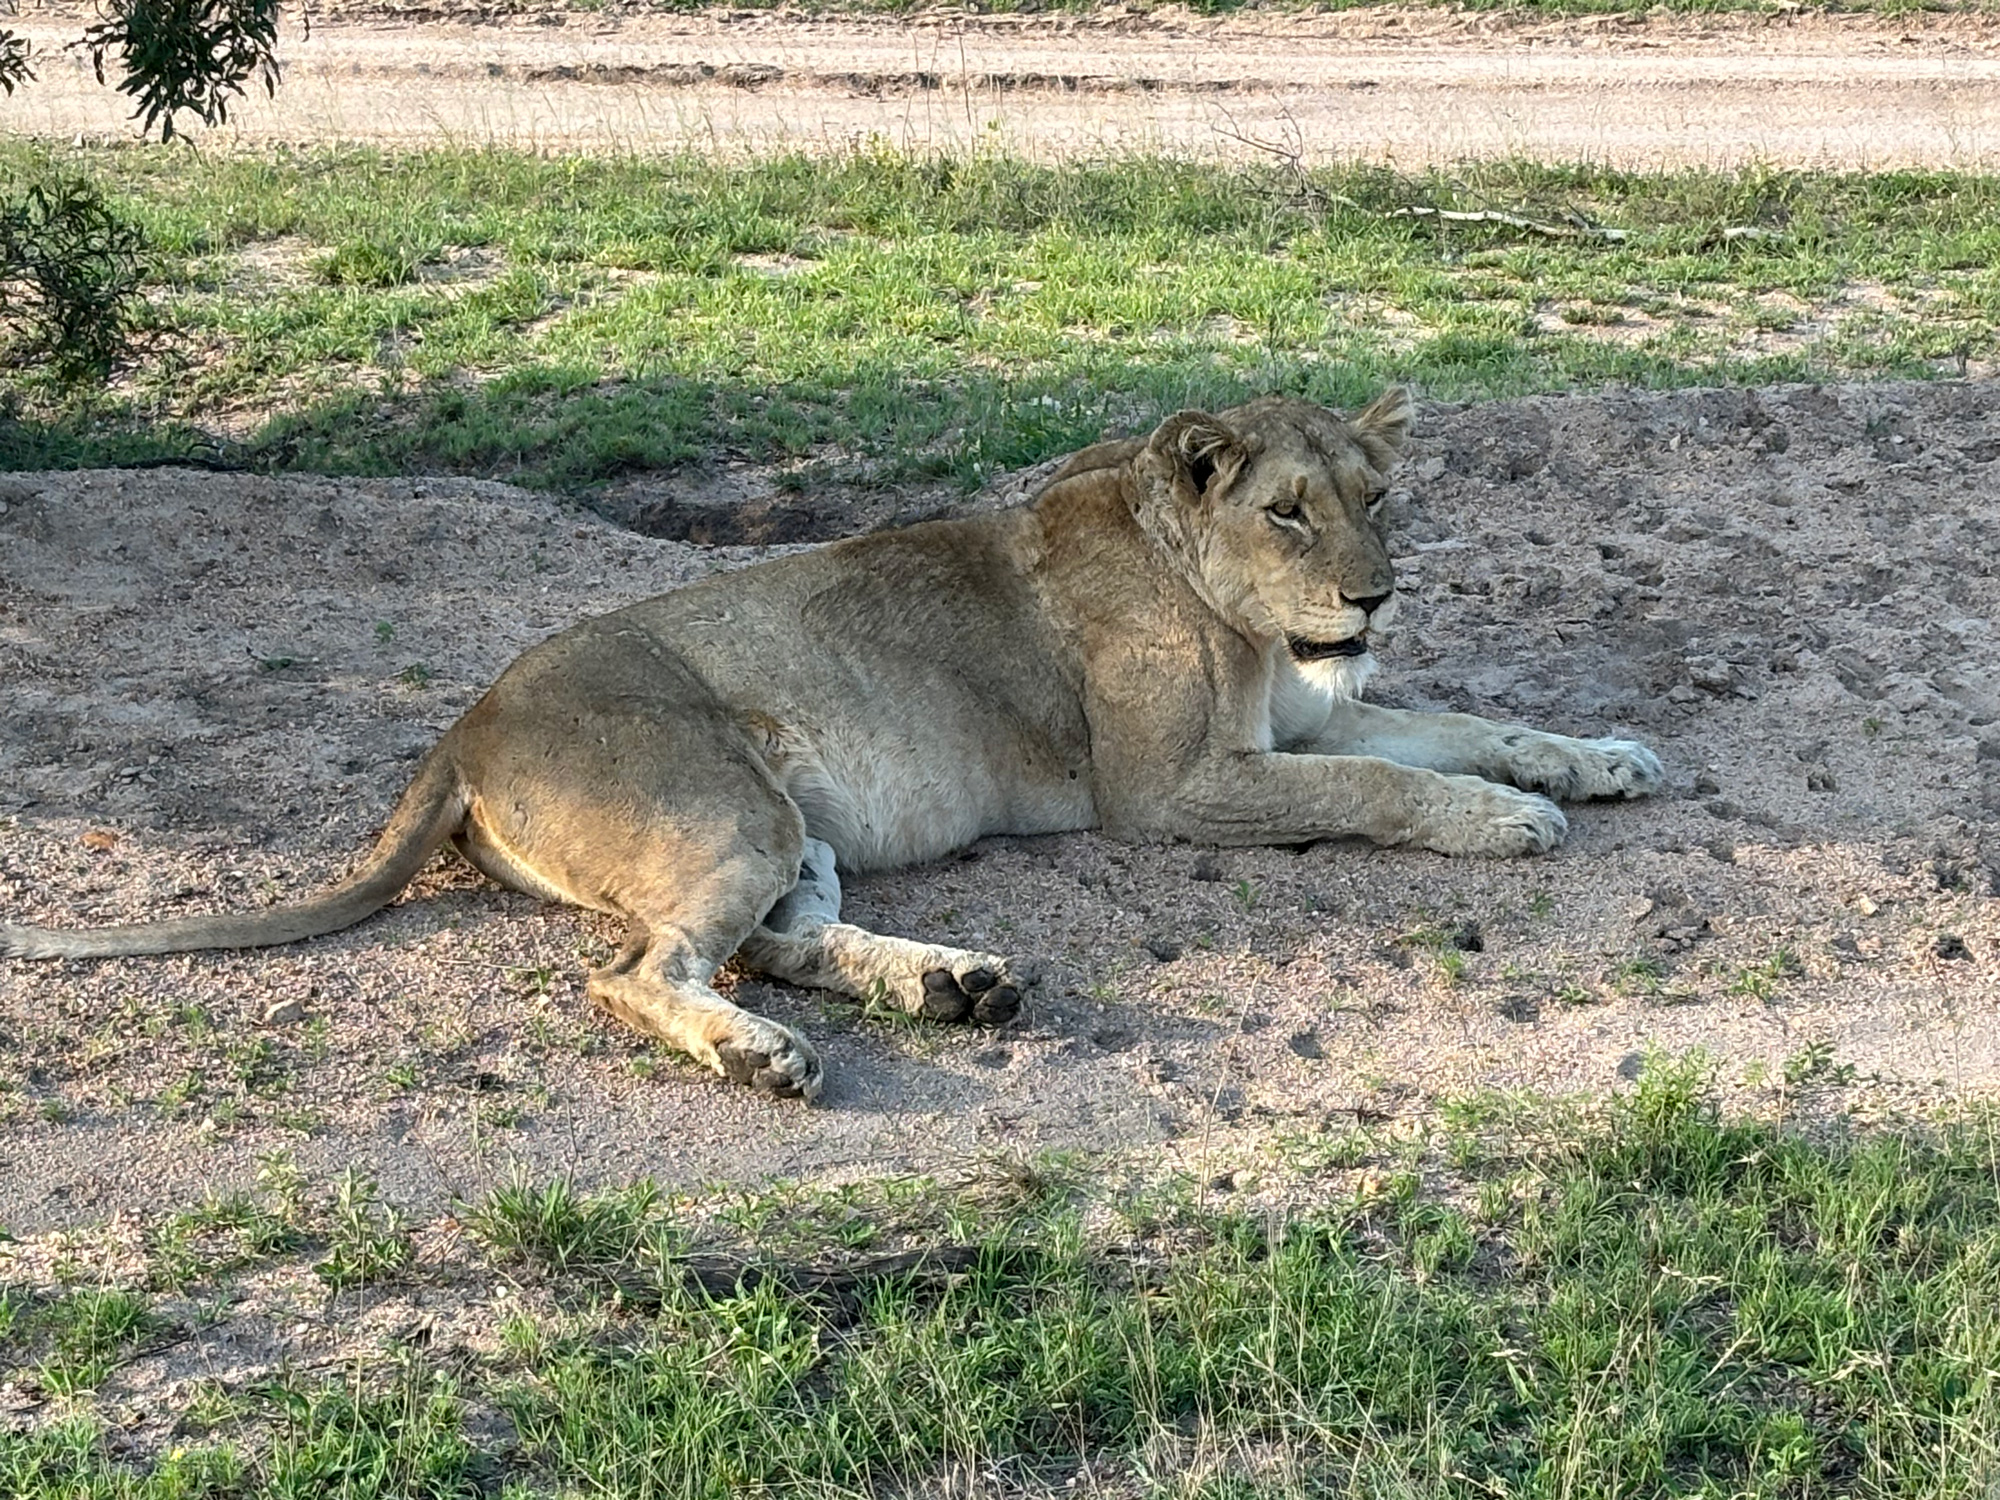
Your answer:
[7,1286,162,1397]
[8,1057,2000,1496]
[3,145,1996,490]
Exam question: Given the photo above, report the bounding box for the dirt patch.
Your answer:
[4,378,2000,1235]
[8,5,2000,166]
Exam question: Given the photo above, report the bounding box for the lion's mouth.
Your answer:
[1288,634,1369,661]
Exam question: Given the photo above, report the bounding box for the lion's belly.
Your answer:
[780,720,1096,872]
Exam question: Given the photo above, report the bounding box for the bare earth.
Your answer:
[3,379,1999,1233]
[7,3,2000,166]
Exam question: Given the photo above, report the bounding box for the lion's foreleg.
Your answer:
[1156,751,1567,858]
[1295,701,1663,803]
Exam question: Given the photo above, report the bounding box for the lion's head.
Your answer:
[1130,388,1414,697]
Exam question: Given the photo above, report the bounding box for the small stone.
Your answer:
[1287,1030,1324,1060]
[1687,658,1736,693]
[1935,933,1971,962]
[1806,766,1838,792]
[262,998,306,1026]
[1143,935,1182,963]
[1143,1056,1179,1084]
[1449,920,1484,953]
[1190,854,1223,883]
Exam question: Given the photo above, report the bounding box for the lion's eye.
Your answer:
[1365,490,1387,512]
[1268,500,1301,522]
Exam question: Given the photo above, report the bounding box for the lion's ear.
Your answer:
[1351,386,1415,471]
[1145,411,1247,502]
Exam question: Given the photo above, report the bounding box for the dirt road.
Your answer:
[7,5,2000,166]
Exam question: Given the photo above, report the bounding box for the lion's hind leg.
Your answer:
[575,808,825,1101]
[740,838,1036,1026]
[590,922,823,1102]
[453,645,824,1100]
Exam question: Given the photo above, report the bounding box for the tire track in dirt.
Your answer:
[6,6,2000,165]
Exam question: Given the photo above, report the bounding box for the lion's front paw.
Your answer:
[713,1013,824,1103]
[1504,734,1664,803]
[1415,778,1568,857]
[1575,738,1664,800]
[913,953,1040,1027]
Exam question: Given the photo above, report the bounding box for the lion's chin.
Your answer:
[1293,650,1376,703]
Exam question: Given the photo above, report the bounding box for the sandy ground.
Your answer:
[6,4,2000,166]
[3,378,1998,1234]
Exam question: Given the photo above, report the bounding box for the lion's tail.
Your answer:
[1,749,467,962]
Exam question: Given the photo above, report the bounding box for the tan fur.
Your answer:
[1,391,1661,1102]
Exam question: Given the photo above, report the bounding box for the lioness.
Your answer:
[3,391,1661,1101]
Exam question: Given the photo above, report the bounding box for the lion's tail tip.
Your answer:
[0,923,60,961]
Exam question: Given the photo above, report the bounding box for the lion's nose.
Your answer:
[1348,590,1393,616]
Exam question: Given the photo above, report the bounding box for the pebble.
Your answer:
[262,998,307,1026]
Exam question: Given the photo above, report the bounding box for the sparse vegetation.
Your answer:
[312,1169,413,1289]
[27,1286,160,1395]
[6,1058,2000,1495]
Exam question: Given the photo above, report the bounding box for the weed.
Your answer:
[36,1287,158,1394]
[1731,948,1804,1002]
[1782,1037,1858,1091]
[508,964,556,996]
[464,1172,660,1274]
[157,1071,202,1113]
[314,237,430,289]
[1611,953,1667,995]
[148,1190,301,1289]
[314,1170,413,1290]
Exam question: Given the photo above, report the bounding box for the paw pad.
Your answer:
[716,1041,810,1099]
[919,968,973,1022]
[918,964,1025,1027]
